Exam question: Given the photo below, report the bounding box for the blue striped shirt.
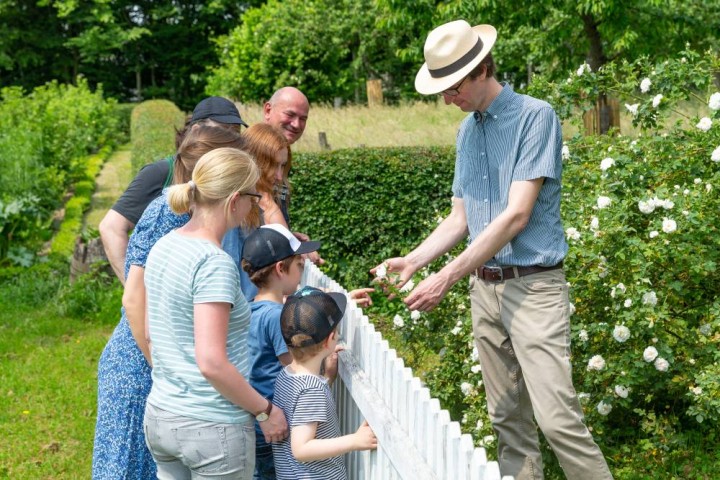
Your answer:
[272,367,346,480]
[145,230,252,424]
[452,83,567,267]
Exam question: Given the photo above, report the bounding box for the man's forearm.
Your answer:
[99,210,134,285]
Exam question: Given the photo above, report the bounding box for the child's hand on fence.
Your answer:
[353,420,378,451]
[323,344,345,384]
[348,287,374,307]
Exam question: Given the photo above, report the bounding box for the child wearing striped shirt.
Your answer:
[272,287,377,479]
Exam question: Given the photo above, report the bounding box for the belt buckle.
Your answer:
[483,265,504,283]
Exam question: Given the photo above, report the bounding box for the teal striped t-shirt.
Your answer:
[145,230,252,424]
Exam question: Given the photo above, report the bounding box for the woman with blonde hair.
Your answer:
[143,148,287,479]
[94,125,246,479]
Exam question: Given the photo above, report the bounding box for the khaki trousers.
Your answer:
[469,269,612,480]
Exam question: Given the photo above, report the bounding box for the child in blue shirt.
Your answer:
[242,224,373,479]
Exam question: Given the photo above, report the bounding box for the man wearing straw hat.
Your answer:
[374,20,612,480]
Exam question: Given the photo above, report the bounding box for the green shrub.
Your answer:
[130,99,185,174]
[0,79,121,263]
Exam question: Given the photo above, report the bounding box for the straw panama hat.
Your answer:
[415,20,497,95]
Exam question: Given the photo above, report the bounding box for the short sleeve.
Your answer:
[192,254,240,306]
[291,388,330,426]
[125,193,189,269]
[513,107,562,182]
[266,310,289,357]
[111,158,171,225]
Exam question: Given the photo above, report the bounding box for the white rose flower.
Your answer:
[694,178,702,184]
[696,117,712,132]
[613,325,631,343]
[482,435,495,445]
[569,302,576,316]
[662,218,677,233]
[615,385,629,398]
[699,324,712,336]
[709,92,720,111]
[460,382,473,396]
[578,392,591,402]
[642,291,658,305]
[600,157,615,171]
[578,329,589,342]
[577,62,591,76]
[712,146,720,162]
[643,346,659,362]
[649,230,659,238]
[475,420,484,430]
[661,199,674,210]
[638,200,655,214]
[691,386,702,396]
[625,103,639,116]
[624,299,632,308]
[393,314,404,328]
[597,196,612,209]
[652,94,663,108]
[707,183,713,192]
[471,345,479,362]
[375,262,387,279]
[565,227,581,240]
[597,401,612,416]
[654,357,669,372]
[410,310,421,321]
[640,77,652,93]
[590,216,599,231]
[587,354,606,371]
[399,279,415,293]
[562,144,570,160]
[471,364,482,374]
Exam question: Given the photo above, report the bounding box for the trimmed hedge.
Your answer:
[130,100,186,175]
[290,146,455,287]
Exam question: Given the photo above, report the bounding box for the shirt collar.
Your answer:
[473,82,514,122]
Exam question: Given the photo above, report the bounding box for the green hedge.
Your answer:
[290,146,456,287]
[130,100,185,175]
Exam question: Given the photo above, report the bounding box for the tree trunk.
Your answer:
[581,13,619,135]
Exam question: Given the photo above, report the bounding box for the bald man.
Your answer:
[263,87,309,145]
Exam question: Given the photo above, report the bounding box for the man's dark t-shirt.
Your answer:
[111,156,173,225]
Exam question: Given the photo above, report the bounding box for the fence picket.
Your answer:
[301,261,507,479]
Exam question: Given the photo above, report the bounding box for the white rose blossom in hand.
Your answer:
[375,262,387,280]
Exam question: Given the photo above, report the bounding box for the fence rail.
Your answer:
[301,262,509,480]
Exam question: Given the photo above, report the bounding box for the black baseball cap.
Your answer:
[190,96,249,127]
[281,287,347,347]
[242,224,321,270]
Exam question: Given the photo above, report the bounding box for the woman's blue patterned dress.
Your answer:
[92,192,189,479]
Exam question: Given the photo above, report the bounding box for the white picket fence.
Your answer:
[301,261,511,480]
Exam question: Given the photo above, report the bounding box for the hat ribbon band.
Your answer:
[428,37,484,78]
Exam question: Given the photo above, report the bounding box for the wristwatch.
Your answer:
[256,400,272,422]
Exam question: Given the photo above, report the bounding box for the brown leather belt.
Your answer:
[473,262,563,283]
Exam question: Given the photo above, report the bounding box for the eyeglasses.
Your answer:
[244,192,262,204]
[438,76,469,97]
